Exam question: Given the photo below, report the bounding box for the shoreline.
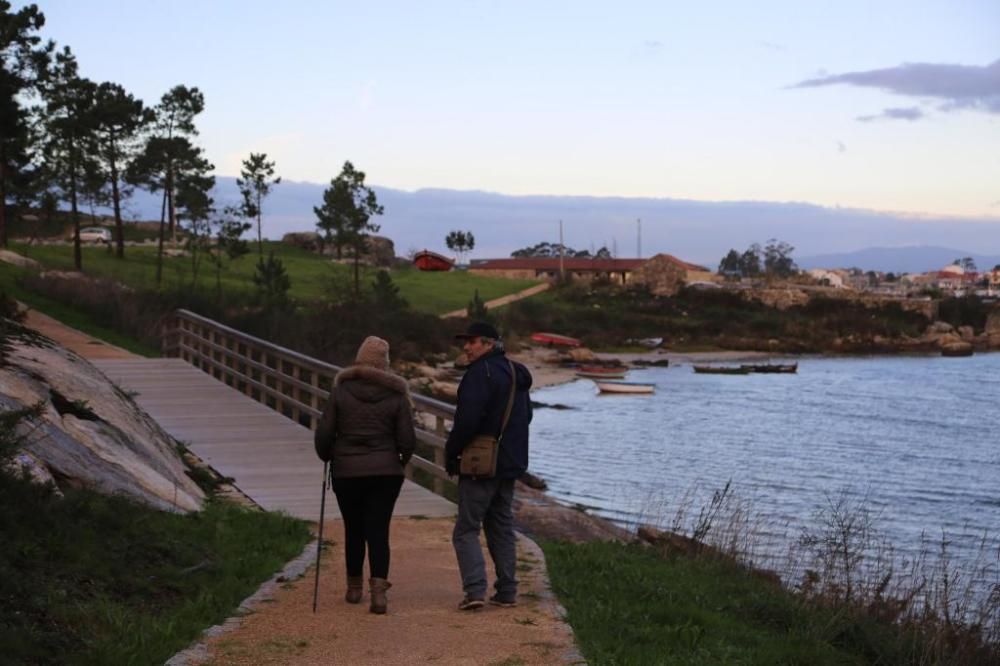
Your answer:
[509,346,778,390]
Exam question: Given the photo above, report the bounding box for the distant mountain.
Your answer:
[797,247,1000,274]
[113,178,1000,267]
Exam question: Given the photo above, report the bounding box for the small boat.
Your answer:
[692,365,751,375]
[577,370,627,380]
[627,337,664,348]
[740,363,798,374]
[595,381,655,394]
[575,365,627,380]
[412,249,454,271]
[530,332,582,348]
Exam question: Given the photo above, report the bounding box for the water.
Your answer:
[529,354,1000,576]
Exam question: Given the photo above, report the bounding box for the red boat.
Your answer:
[576,366,627,380]
[413,250,454,271]
[530,332,582,347]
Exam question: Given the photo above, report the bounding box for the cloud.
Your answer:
[857,106,925,122]
[643,40,663,49]
[791,58,1000,117]
[836,141,846,153]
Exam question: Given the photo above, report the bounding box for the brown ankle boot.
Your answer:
[345,576,364,604]
[369,577,391,614]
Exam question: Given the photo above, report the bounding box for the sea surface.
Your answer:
[529,353,1000,581]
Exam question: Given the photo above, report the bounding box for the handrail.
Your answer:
[162,309,455,494]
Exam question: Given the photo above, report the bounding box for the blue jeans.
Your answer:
[452,478,517,599]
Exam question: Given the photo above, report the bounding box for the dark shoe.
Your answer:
[369,577,391,614]
[458,595,485,611]
[345,575,364,604]
[489,594,517,608]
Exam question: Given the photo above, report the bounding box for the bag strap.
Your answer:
[496,360,517,443]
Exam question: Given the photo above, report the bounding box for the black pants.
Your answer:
[332,475,404,579]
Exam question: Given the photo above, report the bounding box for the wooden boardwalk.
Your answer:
[95,358,455,522]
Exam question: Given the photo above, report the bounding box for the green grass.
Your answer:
[0,471,311,665]
[0,262,159,357]
[10,242,540,315]
[543,540,933,665]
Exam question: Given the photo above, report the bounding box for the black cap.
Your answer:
[454,321,500,340]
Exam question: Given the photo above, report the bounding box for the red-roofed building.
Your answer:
[469,253,715,295]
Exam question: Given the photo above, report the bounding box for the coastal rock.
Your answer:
[513,481,629,544]
[429,381,458,401]
[934,333,963,347]
[985,309,1000,334]
[940,341,974,356]
[0,330,204,512]
[567,347,596,362]
[957,325,975,341]
[748,288,809,311]
[986,332,1000,349]
[927,321,955,336]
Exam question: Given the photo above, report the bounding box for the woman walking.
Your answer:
[314,336,415,614]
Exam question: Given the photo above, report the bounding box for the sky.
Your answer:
[16,1,1000,223]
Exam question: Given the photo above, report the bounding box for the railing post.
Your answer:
[433,416,447,495]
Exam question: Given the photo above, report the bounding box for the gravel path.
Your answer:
[189,517,582,665]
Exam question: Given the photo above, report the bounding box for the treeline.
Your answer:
[2,3,386,297]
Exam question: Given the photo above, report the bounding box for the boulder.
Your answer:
[430,381,458,401]
[1,328,204,512]
[0,249,41,269]
[281,231,322,252]
[567,347,596,362]
[985,309,1000,334]
[928,321,955,335]
[958,325,975,341]
[940,340,974,356]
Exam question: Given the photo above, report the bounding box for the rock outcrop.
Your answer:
[281,232,396,267]
[1,326,204,512]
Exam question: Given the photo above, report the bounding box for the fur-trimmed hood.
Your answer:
[334,365,410,402]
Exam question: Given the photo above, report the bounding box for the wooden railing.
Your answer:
[162,309,455,495]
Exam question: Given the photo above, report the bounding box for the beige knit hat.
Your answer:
[354,336,390,370]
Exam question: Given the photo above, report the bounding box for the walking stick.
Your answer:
[312,461,328,613]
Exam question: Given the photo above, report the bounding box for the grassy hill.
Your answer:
[10,241,538,316]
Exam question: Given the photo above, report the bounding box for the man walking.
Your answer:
[446,322,533,610]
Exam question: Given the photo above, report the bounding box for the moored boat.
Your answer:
[692,365,751,375]
[595,381,655,394]
[530,332,582,347]
[576,365,627,380]
[740,363,798,374]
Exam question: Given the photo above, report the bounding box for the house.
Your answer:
[468,253,713,296]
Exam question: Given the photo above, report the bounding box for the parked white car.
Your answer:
[78,227,112,244]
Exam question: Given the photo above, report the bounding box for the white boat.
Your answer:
[595,381,655,394]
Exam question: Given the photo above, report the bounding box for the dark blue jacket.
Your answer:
[445,347,533,479]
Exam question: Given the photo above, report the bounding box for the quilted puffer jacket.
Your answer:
[314,365,416,478]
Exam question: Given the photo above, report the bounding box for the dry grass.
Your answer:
[630,481,1000,663]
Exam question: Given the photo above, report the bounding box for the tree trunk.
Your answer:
[256,191,263,258]
[69,139,82,271]
[353,253,360,297]
[109,132,125,258]
[166,160,176,240]
[156,188,167,285]
[0,145,8,248]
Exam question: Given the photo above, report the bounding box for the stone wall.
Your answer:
[630,255,688,296]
